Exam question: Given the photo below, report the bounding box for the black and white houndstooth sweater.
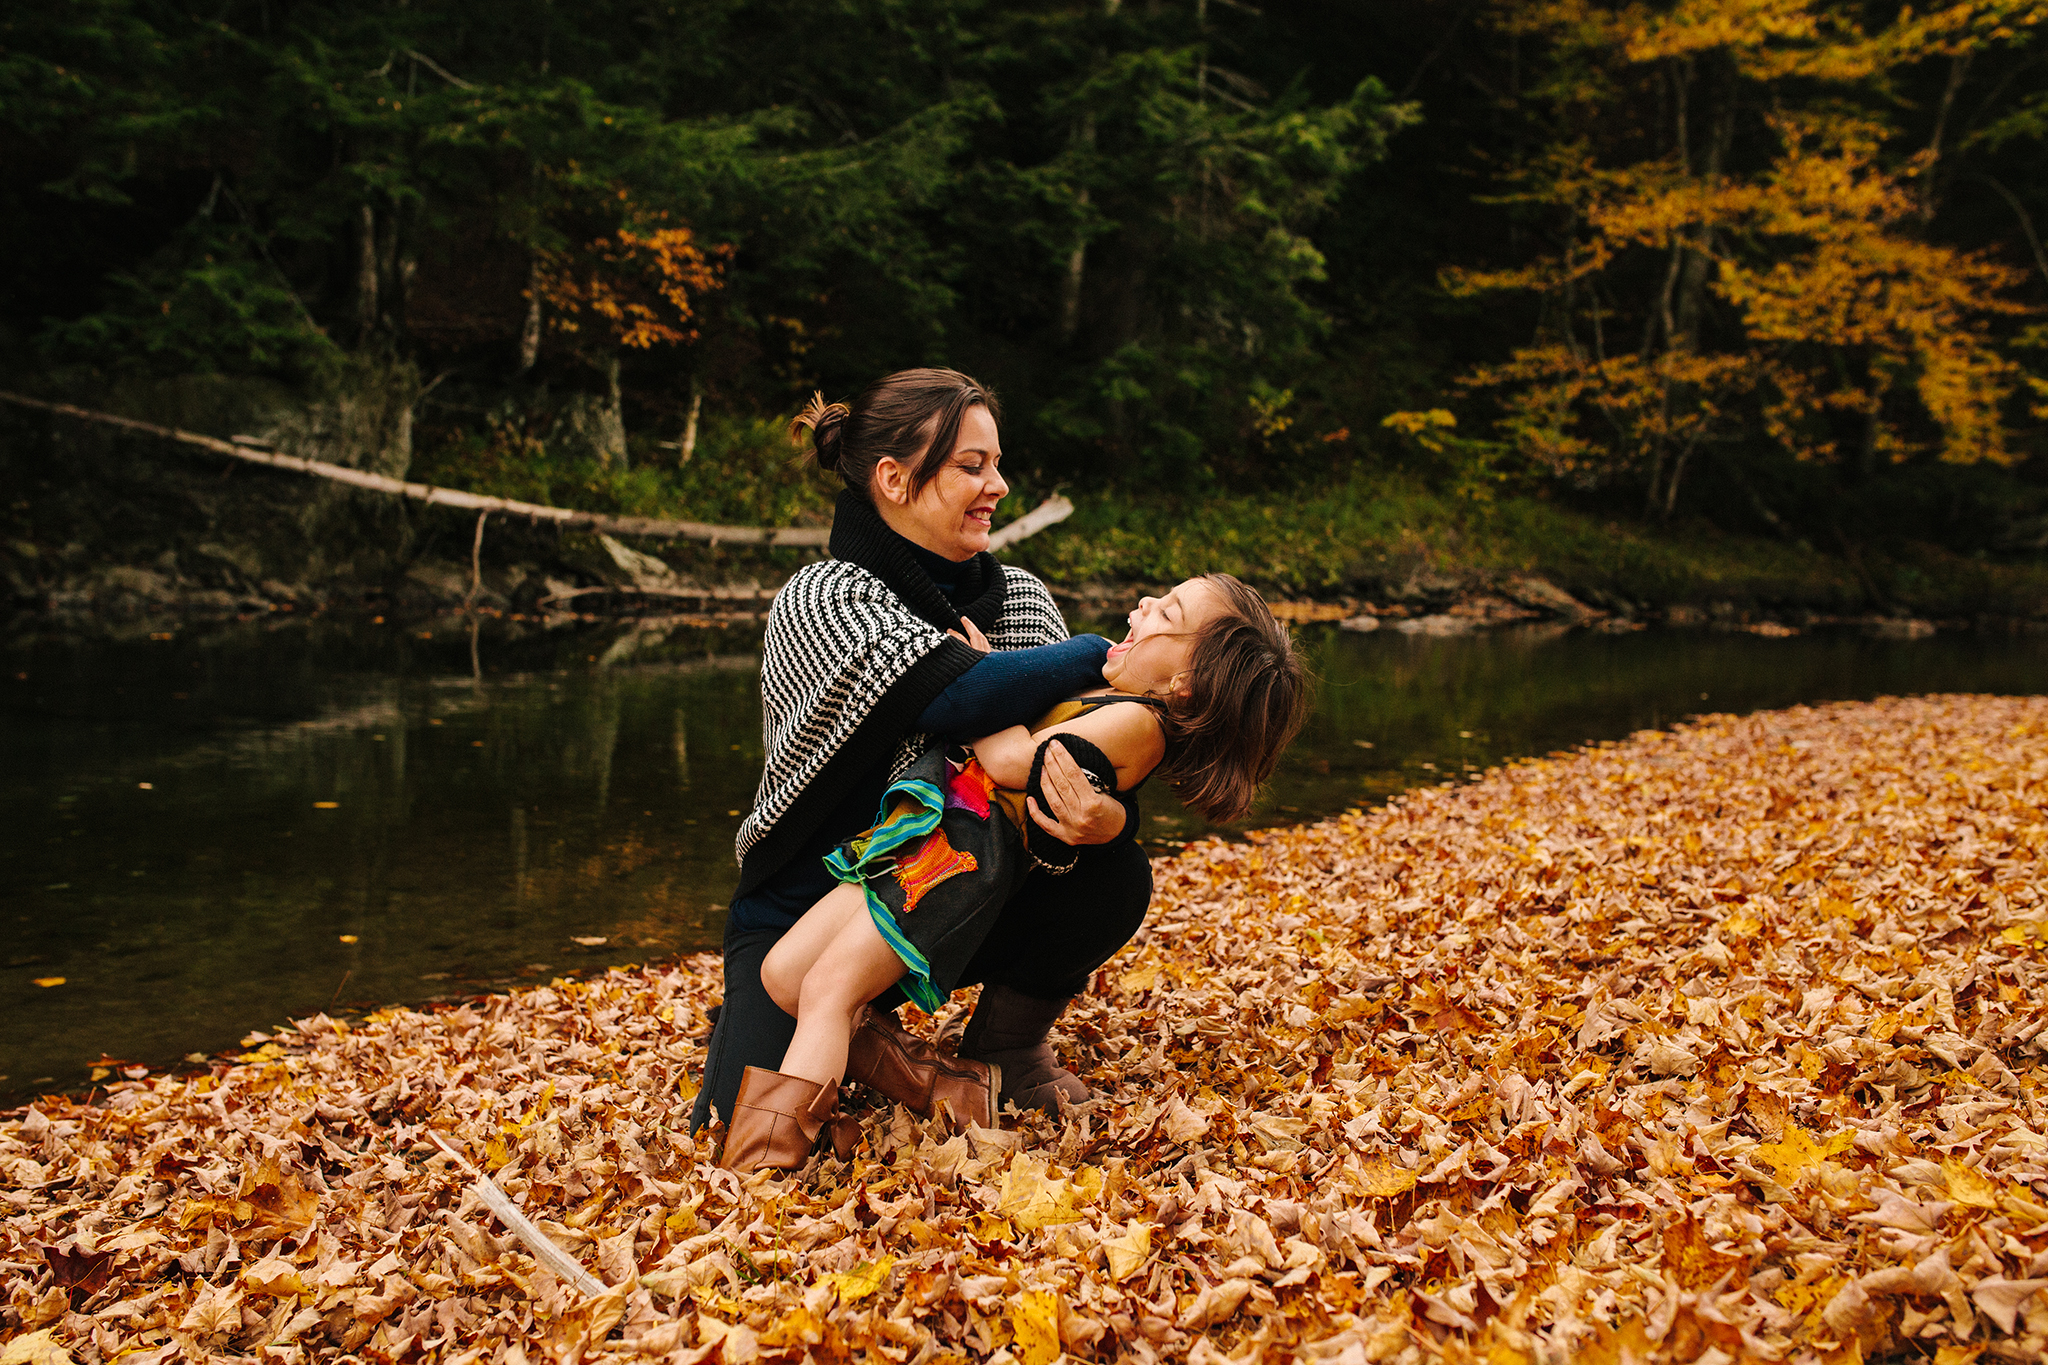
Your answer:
[733,491,1068,895]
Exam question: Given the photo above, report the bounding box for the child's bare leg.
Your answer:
[761,882,869,1015]
[780,910,908,1089]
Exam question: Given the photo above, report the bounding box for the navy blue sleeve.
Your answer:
[915,634,1112,739]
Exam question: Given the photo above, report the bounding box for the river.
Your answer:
[5,612,2044,1098]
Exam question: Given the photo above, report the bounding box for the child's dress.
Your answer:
[824,695,1165,1010]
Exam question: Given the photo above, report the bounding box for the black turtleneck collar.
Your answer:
[827,490,1006,634]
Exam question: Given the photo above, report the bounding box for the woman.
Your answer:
[689,368,1150,1138]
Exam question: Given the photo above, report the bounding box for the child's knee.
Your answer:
[796,959,866,1021]
[761,945,800,1015]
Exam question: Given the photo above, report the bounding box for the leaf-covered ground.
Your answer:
[6,694,2047,1365]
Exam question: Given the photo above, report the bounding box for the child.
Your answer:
[722,574,1308,1172]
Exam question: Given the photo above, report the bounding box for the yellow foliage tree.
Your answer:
[1445,0,2043,518]
[532,219,728,353]
[526,192,731,465]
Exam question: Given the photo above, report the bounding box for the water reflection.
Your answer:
[3,613,2044,1095]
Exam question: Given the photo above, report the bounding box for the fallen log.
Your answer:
[0,390,1075,552]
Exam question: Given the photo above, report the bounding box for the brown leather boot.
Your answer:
[959,984,1090,1116]
[845,1005,1000,1129]
[720,1066,857,1173]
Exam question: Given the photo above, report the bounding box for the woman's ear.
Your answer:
[872,456,912,506]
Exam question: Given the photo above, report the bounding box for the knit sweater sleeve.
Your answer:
[914,635,1112,738]
[737,561,976,879]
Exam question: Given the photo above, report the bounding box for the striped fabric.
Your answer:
[735,559,1067,876]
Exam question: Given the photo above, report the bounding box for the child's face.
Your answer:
[1101,577,1224,696]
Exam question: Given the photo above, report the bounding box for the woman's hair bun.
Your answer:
[790,392,853,470]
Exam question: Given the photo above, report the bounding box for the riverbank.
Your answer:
[6,694,2045,1363]
[6,393,2045,634]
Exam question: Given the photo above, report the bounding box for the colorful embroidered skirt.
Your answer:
[824,744,1026,1012]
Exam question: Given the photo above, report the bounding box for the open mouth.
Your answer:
[1106,638,1132,660]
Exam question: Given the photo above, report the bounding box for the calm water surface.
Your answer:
[6,613,2045,1097]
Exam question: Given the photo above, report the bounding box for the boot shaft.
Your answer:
[846,1006,999,1129]
[721,1066,841,1173]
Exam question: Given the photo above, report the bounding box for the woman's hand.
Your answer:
[947,616,992,653]
[1027,743,1127,846]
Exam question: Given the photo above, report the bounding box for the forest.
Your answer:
[6,0,2048,607]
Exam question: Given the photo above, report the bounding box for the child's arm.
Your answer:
[972,702,1166,793]
[970,725,1037,789]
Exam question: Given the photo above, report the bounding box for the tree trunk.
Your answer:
[679,380,702,464]
[1059,212,1088,342]
[1058,114,1096,344]
[1661,434,1700,521]
[600,354,626,468]
[355,204,379,347]
[516,259,542,375]
[1674,62,1735,351]
[1919,52,1972,225]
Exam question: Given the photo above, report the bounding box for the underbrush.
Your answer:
[405,413,2046,614]
[1006,471,2048,615]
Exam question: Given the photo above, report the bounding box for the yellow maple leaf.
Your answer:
[1118,958,1163,993]
[240,1257,308,1298]
[1754,1124,1853,1187]
[970,1212,1015,1242]
[1103,1223,1152,1281]
[1661,1217,1745,1290]
[997,1155,1090,1231]
[1779,1272,1845,1319]
[1353,1156,1420,1198]
[821,1256,895,1304]
[1942,1157,2000,1209]
[0,1329,73,1365]
[1011,1290,1061,1365]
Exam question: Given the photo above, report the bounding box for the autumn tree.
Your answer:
[1433,0,2045,520]
[527,194,729,465]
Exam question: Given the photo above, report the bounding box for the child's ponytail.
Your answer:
[1156,575,1310,823]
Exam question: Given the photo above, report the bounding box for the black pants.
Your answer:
[688,838,1153,1131]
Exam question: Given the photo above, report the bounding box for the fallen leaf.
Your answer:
[1942,1156,2001,1209]
[1353,1156,1420,1198]
[821,1256,894,1303]
[1103,1222,1152,1281]
[1159,1094,1211,1144]
[997,1154,1091,1230]
[1753,1124,1853,1187]
[1970,1278,2048,1334]
[0,1332,71,1365]
[1011,1289,1062,1365]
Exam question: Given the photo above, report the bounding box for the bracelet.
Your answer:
[1026,830,1081,875]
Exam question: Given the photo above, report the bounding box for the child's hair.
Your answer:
[1155,574,1310,823]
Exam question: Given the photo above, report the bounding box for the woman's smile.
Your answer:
[888,405,1008,560]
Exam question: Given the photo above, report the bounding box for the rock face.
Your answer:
[3,362,427,624]
[550,391,628,467]
[1500,576,1601,623]
[595,535,677,589]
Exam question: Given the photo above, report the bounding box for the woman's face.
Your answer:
[1101,576,1225,697]
[873,404,1009,561]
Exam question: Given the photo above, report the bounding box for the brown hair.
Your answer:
[790,368,1002,501]
[1156,575,1311,823]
